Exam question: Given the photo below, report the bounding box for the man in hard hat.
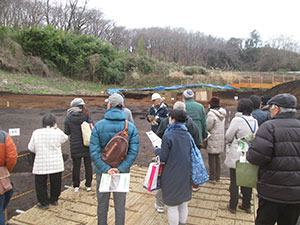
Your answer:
[147,93,169,133]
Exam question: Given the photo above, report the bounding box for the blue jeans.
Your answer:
[0,188,14,225]
[96,174,126,225]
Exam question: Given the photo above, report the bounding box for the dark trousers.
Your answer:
[0,188,13,225]
[35,172,62,205]
[96,174,126,225]
[255,198,300,225]
[72,156,93,188]
[229,168,252,209]
[208,153,220,181]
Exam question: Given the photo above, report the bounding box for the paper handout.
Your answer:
[146,131,162,148]
[99,173,130,192]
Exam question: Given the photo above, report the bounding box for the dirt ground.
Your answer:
[0,83,298,221]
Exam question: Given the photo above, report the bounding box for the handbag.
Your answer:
[143,156,164,192]
[0,166,12,195]
[81,121,93,146]
[189,133,209,185]
[236,160,258,188]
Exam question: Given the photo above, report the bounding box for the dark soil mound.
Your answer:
[265,80,300,108]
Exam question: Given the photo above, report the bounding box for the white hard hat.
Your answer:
[151,93,161,101]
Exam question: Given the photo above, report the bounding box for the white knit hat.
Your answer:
[182,89,194,99]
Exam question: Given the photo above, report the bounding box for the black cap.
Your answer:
[267,93,297,109]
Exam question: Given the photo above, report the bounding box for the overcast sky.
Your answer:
[87,0,300,43]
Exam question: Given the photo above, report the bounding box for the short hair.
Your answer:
[173,101,186,111]
[237,99,253,115]
[169,109,187,123]
[249,95,261,109]
[42,114,56,128]
[261,95,272,106]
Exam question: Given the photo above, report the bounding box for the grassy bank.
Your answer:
[0,70,110,95]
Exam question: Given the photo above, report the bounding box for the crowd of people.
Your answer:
[1,90,300,225]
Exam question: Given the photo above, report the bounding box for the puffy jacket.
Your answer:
[90,108,139,175]
[224,114,258,168]
[0,130,17,172]
[64,109,93,158]
[206,108,226,154]
[155,125,192,206]
[185,99,208,146]
[247,112,300,204]
[147,102,169,133]
[156,115,201,148]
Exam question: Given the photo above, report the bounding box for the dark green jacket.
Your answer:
[156,115,201,148]
[184,99,208,146]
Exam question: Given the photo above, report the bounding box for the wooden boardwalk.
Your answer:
[8,165,257,225]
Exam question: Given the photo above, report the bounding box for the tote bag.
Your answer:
[81,121,93,146]
[189,134,209,185]
[236,160,258,188]
[143,156,164,192]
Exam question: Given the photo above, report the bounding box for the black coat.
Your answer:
[64,111,93,158]
[247,112,300,204]
[156,116,201,148]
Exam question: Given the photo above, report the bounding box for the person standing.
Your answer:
[249,95,270,126]
[224,99,258,214]
[206,96,226,183]
[115,92,134,124]
[155,109,192,225]
[0,129,17,224]
[182,89,208,147]
[28,114,68,208]
[90,93,139,225]
[247,93,300,225]
[64,98,93,192]
[154,101,200,213]
[147,93,169,133]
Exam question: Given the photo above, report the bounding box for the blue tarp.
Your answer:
[107,84,236,95]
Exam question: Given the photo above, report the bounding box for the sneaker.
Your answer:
[192,187,200,192]
[227,204,236,214]
[238,205,251,214]
[192,183,200,192]
[74,187,79,192]
[86,187,92,192]
[154,203,164,213]
[37,202,49,209]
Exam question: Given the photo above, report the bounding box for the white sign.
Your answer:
[99,173,130,192]
[9,128,20,136]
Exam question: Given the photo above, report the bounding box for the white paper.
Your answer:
[146,131,161,148]
[99,173,130,192]
[240,156,247,163]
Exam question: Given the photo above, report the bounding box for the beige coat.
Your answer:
[224,113,258,168]
[206,108,226,154]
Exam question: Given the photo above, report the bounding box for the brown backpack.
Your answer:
[102,120,129,168]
